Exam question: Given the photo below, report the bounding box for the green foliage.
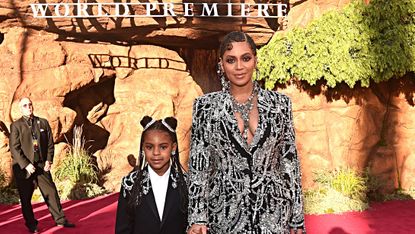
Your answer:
[364,167,414,202]
[0,167,6,188]
[315,168,367,199]
[0,187,19,204]
[0,168,19,204]
[56,181,107,200]
[257,0,415,89]
[32,181,107,202]
[304,168,369,214]
[383,188,414,201]
[51,125,107,201]
[55,126,98,184]
[364,168,385,201]
[304,188,369,214]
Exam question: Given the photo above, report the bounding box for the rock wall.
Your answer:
[279,76,415,192]
[0,27,203,190]
[0,0,280,47]
[0,0,413,193]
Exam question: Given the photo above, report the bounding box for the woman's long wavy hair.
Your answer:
[127,116,188,215]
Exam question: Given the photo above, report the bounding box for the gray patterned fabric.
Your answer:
[188,88,305,234]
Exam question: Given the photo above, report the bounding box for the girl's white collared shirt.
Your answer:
[148,166,170,221]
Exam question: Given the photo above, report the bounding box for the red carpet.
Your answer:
[0,194,414,233]
[305,200,415,234]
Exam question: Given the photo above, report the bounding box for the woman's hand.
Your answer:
[290,228,304,234]
[187,224,208,234]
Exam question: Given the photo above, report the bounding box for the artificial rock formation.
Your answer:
[96,45,202,190]
[0,0,280,47]
[286,0,352,29]
[280,76,415,192]
[0,0,413,194]
[0,0,282,189]
[0,27,203,190]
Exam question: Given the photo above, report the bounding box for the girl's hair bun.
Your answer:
[163,117,177,130]
[140,115,153,128]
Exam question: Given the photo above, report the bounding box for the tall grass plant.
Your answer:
[304,168,369,214]
[51,125,106,201]
[55,125,98,184]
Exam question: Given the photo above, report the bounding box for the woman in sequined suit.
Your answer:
[187,32,305,234]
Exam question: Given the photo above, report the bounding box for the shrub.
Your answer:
[383,188,414,201]
[56,181,107,200]
[52,125,107,200]
[257,0,415,89]
[315,168,367,200]
[32,181,107,202]
[0,168,19,204]
[304,188,369,214]
[26,125,109,203]
[0,187,19,204]
[304,168,369,214]
[0,167,6,188]
[55,125,98,184]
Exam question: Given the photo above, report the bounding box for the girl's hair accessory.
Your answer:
[162,119,175,133]
[143,119,156,131]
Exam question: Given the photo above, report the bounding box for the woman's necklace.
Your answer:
[230,82,259,144]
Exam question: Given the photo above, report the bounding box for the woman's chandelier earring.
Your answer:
[217,62,230,92]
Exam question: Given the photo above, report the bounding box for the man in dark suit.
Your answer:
[10,97,75,233]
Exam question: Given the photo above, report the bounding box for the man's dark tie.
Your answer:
[28,118,40,162]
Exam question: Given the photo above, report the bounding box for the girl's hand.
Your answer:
[188,224,208,234]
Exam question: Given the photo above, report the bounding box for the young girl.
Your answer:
[115,116,188,234]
